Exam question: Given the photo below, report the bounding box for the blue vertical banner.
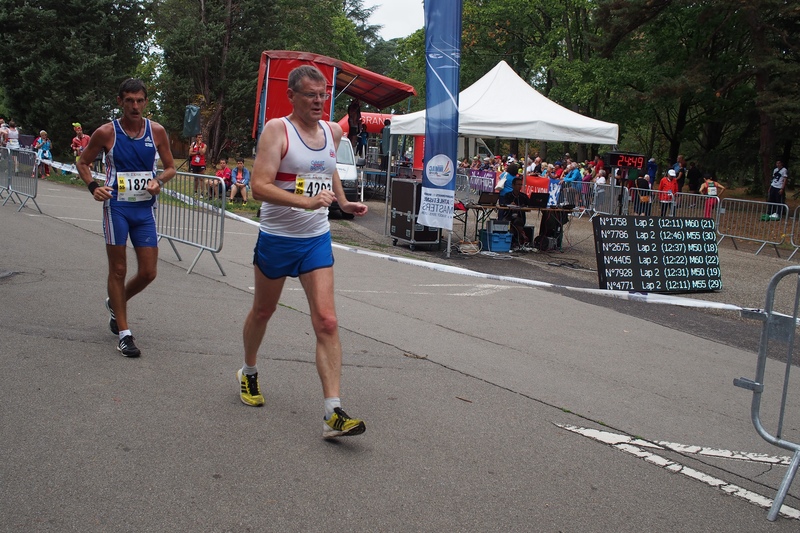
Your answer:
[417,0,462,230]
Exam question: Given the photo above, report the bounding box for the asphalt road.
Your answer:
[334,197,798,356]
[2,181,799,531]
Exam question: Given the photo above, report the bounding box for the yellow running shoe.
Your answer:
[323,407,366,438]
[237,369,264,407]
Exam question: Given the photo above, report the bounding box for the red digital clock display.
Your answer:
[608,153,646,169]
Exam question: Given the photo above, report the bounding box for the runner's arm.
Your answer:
[250,119,330,210]
[153,123,175,182]
[329,122,367,216]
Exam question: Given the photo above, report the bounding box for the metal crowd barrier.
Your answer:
[590,186,791,257]
[155,171,226,275]
[572,182,595,217]
[620,189,718,220]
[454,170,472,204]
[591,182,628,216]
[454,170,494,205]
[735,265,800,521]
[672,191,714,219]
[0,147,9,201]
[787,206,800,262]
[625,186,656,216]
[1,147,42,213]
[717,198,788,256]
[558,181,593,217]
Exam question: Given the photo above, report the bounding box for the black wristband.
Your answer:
[88,181,99,194]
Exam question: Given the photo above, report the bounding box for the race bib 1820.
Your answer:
[117,171,153,202]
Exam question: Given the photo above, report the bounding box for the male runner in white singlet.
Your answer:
[77,78,176,357]
[238,65,368,439]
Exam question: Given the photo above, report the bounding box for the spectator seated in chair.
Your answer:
[499,177,533,249]
[229,157,251,203]
[535,208,570,251]
[210,157,232,199]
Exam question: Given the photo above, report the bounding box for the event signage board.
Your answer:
[606,152,646,170]
[592,216,722,293]
[417,0,463,230]
[468,169,496,192]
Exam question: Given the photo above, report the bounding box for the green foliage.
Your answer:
[154,0,383,160]
[1,0,796,183]
[0,0,149,157]
[331,14,365,66]
[365,38,398,76]
[454,0,800,183]
[344,0,382,62]
[388,31,426,113]
[154,0,285,160]
[0,86,9,119]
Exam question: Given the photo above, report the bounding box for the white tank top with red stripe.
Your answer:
[259,117,336,238]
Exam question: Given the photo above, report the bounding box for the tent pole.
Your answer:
[446,231,452,259]
[524,140,529,168]
[383,137,393,236]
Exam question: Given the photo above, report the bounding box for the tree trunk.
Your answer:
[744,5,774,193]
[668,97,690,164]
[647,123,657,160]
[783,139,793,188]
[576,144,586,163]
[704,121,724,154]
[206,0,233,162]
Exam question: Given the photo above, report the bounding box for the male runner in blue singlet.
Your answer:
[239,65,368,439]
[77,78,176,357]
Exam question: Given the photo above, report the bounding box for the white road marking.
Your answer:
[28,213,255,236]
[42,189,78,193]
[654,440,793,465]
[29,215,99,222]
[556,423,800,520]
[286,283,514,297]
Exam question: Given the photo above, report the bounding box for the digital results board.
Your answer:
[592,216,722,293]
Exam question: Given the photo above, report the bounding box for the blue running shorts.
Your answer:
[103,204,158,247]
[253,231,334,279]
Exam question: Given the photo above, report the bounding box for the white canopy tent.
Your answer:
[390,61,619,145]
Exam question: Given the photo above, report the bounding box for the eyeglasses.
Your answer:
[298,92,331,101]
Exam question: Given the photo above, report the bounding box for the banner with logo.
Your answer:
[417,0,462,230]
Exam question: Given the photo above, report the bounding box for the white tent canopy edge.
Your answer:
[390,61,619,146]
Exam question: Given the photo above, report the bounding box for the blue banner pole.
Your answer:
[417,0,463,230]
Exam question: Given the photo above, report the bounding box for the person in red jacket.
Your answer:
[210,157,232,199]
[658,169,680,217]
[71,123,90,162]
[189,133,207,196]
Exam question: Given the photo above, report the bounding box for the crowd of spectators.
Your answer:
[456,149,773,221]
[2,114,788,221]
[32,130,52,178]
[0,118,55,177]
[184,132,255,204]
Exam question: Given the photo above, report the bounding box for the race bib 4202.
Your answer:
[292,173,332,214]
